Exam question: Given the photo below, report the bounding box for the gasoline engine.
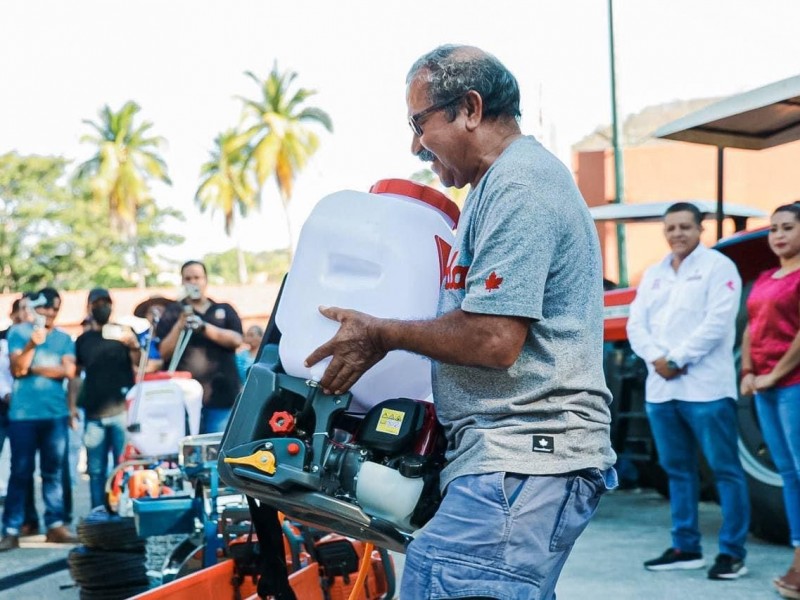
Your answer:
[218,345,445,552]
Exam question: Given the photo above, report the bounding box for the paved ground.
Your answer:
[557,487,788,599]
[0,461,792,599]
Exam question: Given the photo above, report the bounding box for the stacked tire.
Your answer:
[68,507,150,600]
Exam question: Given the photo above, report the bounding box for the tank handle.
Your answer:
[369,179,460,228]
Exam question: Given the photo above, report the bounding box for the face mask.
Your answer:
[91,304,112,325]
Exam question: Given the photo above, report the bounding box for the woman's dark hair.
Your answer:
[773,203,800,220]
[664,202,703,226]
[407,45,521,123]
[180,260,207,276]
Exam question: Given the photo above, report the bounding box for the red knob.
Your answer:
[269,411,295,433]
[287,442,301,456]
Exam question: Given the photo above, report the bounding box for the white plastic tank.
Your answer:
[276,179,459,412]
[125,372,203,456]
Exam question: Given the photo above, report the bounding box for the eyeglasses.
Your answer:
[408,95,464,137]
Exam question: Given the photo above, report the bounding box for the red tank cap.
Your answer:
[369,178,460,228]
[143,371,192,381]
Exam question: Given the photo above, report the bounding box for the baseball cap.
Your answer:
[88,288,112,304]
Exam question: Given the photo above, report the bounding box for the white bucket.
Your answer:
[276,179,458,412]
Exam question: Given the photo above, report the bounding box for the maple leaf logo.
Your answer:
[485,271,503,291]
[538,438,548,447]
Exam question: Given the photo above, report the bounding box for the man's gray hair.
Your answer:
[407,44,521,122]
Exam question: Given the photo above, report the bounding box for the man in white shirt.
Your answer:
[627,202,750,580]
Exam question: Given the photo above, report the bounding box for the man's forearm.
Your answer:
[31,365,72,379]
[10,344,35,377]
[202,323,242,350]
[159,321,182,359]
[380,309,528,370]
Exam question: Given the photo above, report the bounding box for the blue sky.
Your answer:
[1,0,798,261]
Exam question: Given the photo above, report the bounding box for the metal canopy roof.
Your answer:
[654,75,800,150]
[590,200,765,224]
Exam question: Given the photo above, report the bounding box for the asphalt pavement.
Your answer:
[0,463,791,599]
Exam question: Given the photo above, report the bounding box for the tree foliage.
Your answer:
[234,64,333,259]
[201,248,290,285]
[75,101,172,285]
[0,152,182,293]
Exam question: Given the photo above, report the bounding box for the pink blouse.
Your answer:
[747,267,800,388]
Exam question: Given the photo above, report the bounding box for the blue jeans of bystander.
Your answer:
[646,398,750,559]
[84,411,127,509]
[755,383,800,547]
[401,468,616,600]
[2,417,68,534]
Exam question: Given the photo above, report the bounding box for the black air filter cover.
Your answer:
[357,398,426,454]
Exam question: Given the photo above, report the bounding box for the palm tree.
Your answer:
[195,129,256,283]
[237,64,333,261]
[76,101,171,287]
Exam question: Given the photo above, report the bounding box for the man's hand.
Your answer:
[29,327,47,346]
[185,315,206,332]
[740,373,757,396]
[69,407,81,431]
[304,306,387,395]
[652,356,684,380]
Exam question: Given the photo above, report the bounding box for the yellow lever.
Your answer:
[224,450,276,474]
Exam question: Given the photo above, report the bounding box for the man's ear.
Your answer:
[464,90,483,131]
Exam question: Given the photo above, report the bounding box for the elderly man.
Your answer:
[158,260,243,434]
[305,45,616,599]
[627,202,750,580]
[0,287,77,550]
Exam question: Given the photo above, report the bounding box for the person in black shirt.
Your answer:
[72,288,140,509]
[157,261,243,433]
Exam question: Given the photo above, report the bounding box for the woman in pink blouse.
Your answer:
[742,203,800,598]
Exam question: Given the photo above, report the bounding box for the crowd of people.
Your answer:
[0,260,260,552]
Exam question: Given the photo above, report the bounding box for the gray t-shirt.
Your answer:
[434,135,616,489]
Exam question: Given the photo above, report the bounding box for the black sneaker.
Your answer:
[708,553,748,580]
[644,547,706,571]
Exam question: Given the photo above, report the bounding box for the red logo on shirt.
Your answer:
[726,280,735,291]
[485,271,503,291]
[443,249,468,290]
[435,236,452,285]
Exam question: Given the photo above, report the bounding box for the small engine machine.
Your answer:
[217,344,445,552]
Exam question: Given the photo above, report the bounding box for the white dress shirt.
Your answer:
[627,244,741,402]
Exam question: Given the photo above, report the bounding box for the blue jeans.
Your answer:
[2,418,69,534]
[200,407,231,434]
[84,412,127,509]
[646,398,750,559]
[401,469,616,600]
[755,383,800,547]
[0,411,38,525]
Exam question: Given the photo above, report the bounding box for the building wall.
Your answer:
[574,140,800,285]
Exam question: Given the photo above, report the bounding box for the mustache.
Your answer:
[417,148,436,163]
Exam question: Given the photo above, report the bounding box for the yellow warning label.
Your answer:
[376,409,405,436]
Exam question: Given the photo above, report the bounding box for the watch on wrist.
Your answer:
[666,360,680,371]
